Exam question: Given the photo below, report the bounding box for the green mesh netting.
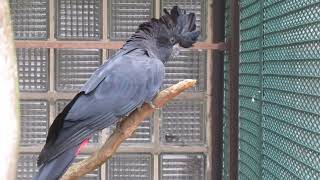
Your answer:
[231,0,320,179]
[261,1,320,179]
[238,0,263,179]
[223,0,231,179]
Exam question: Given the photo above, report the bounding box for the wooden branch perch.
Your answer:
[0,1,20,179]
[61,79,197,180]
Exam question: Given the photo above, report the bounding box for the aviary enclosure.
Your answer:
[8,0,320,179]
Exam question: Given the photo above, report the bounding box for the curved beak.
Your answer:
[169,44,181,61]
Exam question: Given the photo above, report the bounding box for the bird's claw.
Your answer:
[137,106,143,112]
[116,120,122,129]
[147,101,160,110]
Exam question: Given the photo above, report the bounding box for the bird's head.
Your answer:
[155,6,200,62]
[125,6,200,63]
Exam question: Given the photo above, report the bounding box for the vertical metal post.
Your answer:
[210,0,225,179]
[229,0,239,179]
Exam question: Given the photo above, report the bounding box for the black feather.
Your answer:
[123,6,200,61]
[37,91,84,166]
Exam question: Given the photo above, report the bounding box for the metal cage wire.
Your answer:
[222,0,320,179]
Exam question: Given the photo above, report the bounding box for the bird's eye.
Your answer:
[158,37,170,44]
[170,37,175,44]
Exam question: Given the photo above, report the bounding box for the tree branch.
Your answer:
[61,79,197,180]
[0,0,20,179]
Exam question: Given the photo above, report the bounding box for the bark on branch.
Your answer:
[61,79,197,180]
[0,0,20,179]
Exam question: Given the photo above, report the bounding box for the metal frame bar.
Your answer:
[20,92,206,100]
[100,0,108,176]
[229,0,240,179]
[15,40,226,50]
[210,0,226,180]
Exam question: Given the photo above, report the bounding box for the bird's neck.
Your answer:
[122,39,161,62]
[122,21,171,63]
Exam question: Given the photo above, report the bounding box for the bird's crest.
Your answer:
[126,6,200,48]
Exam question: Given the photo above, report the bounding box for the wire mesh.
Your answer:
[9,0,48,40]
[160,153,205,180]
[230,0,320,179]
[55,49,102,91]
[107,153,152,180]
[16,48,49,92]
[160,100,205,145]
[20,100,48,146]
[56,0,101,40]
[108,0,153,40]
[237,1,264,179]
[222,0,231,179]
[261,1,320,179]
[161,0,207,40]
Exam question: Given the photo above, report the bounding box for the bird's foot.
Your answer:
[115,119,127,135]
[116,118,123,129]
[137,106,142,112]
[147,101,160,110]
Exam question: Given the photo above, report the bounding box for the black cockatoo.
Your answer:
[34,6,200,180]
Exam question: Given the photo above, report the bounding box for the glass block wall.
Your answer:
[107,154,152,180]
[16,48,49,91]
[56,0,101,40]
[162,49,207,92]
[10,0,49,40]
[223,0,320,179]
[108,0,154,40]
[12,0,211,179]
[55,49,102,91]
[160,154,206,179]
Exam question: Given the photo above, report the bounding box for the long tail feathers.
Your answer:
[33,146,78,180]
[34,138,89,180]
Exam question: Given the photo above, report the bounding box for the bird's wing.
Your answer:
[38,48,164,166]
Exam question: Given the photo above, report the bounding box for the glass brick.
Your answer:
[107,153,152,180]
[160,100,205,145]
[55,49,102,91]
[163,49,207,92]
[16,153,39,180]
[16,48,49,92]
[10,0,48,40]
[107,49,118,58]
[56,0,101,40]
[20,100,48,146]
[75,154,100,180]
[16,153,100,180]
[55,100,100,144]
[160,153,205,180]
[108,0,153,40]
[108,116,153,144]
[161,0,207,40]
[124,116,152,143]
